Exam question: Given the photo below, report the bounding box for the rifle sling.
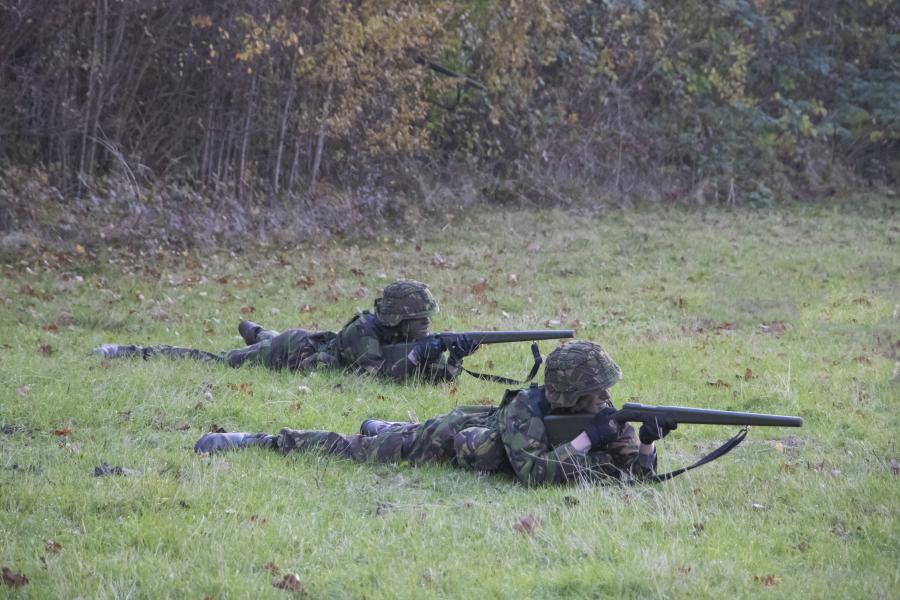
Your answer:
[641,427,749,484]
[462,342,543,385]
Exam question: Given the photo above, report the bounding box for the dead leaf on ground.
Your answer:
[431,252,447,268]
[448,383,458,397]
[350,268,364,277]
[17,384,31,397]
[683,317,711,333]
[513,514,542,535]
[45,323,59,333]
[202,382,214,402]
[227,382,254,396]
[890,458,899,475]
[375,501,396,517]
[715,322,737,332]
[51,427,73,436]
[753,575,780,586]
[677,565,693,575]
[470,279,489,295]
[355,286,370,298]
[263,562,281,576]
[301,304,316,313]
[1,567,29,587]
[239,305,255,315]
[272,573,305,594]
[705,379,731,388]
[772,441,785,454]
[759,321,788,335]
[56,311,75,326]
[478,397,493,405]
[39,344,53,357]
[174,421,191,431]
[294,275,315,289]
[742,368,754,380]
[692,522,705,536]
[44,540,62,553]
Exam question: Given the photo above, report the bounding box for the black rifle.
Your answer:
[544,402,802,446]
[382,329,575,383]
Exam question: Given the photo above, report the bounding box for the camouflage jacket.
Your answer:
[459,386,656,485]
[334,311,460,383]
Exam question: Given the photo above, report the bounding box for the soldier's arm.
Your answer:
[498,391,634,486]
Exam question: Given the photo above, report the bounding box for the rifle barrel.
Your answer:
[543,403,802,446]
[451,330,575,344]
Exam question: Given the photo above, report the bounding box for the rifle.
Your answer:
[544,402,803,447]
[382,329,575,383]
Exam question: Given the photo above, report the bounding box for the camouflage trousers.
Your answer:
[131,326,338,370]
[276,406,511,472]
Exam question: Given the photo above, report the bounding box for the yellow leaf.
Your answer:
[75,244,86,255]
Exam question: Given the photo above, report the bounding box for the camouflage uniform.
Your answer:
[97,280,460,383]
[273,385,653,485]
[270,342,657,485]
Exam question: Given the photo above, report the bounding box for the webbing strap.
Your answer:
[462,342,543,385]
[643,427,749,484]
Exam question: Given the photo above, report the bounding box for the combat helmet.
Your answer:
[544,341,621,408]
[374,279,439,327]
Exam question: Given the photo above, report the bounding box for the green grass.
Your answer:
[1,198,898,598]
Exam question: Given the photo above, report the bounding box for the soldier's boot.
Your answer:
[359,419,409,436]
[93,344,144,359]
[238,320,264,345]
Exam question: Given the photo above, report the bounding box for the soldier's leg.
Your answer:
[238,320,279,345]
[276,423,420,462]
[145,345,226,363]
[223,339,275,368]
[93,343,225,363]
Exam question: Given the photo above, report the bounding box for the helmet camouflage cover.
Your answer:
[544,341,622,408]
[374,279,439,326]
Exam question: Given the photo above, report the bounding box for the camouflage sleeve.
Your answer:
[338,320,388,377]
[498,391,650,486]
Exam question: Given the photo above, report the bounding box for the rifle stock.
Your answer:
[543,402,803,446]
[381,329,575,366]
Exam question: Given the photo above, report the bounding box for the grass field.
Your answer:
[1,199,898,598]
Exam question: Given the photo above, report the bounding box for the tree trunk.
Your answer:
[310,80,333,193]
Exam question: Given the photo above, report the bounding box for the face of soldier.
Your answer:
[575,389,612,413]
[398,317,430,341]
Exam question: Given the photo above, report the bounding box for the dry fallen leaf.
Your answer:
[263,562,281,576]
[39,344,53,357]
[753,575,780,586]
[470,279,489,295]
[513,514,542,535]
[705,379,731,388]
[51,427,73,436]
[772,441,785,454]
[759,321,788,335]
[17,384,31,398]
[890,458,900,475]
[239,305,255,315]
[44,540,62,553]
[743,368,754,380]
[272,573,305,594]
[294,275,315,289]
[1,567,29,587]
[56,311,75,326]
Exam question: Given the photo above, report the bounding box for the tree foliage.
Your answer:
[0,0,896,205]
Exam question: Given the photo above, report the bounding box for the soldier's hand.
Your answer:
[413,336,445,363]
[448,334,481,362]
[638,417,677,444]
[583,407,621,448]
